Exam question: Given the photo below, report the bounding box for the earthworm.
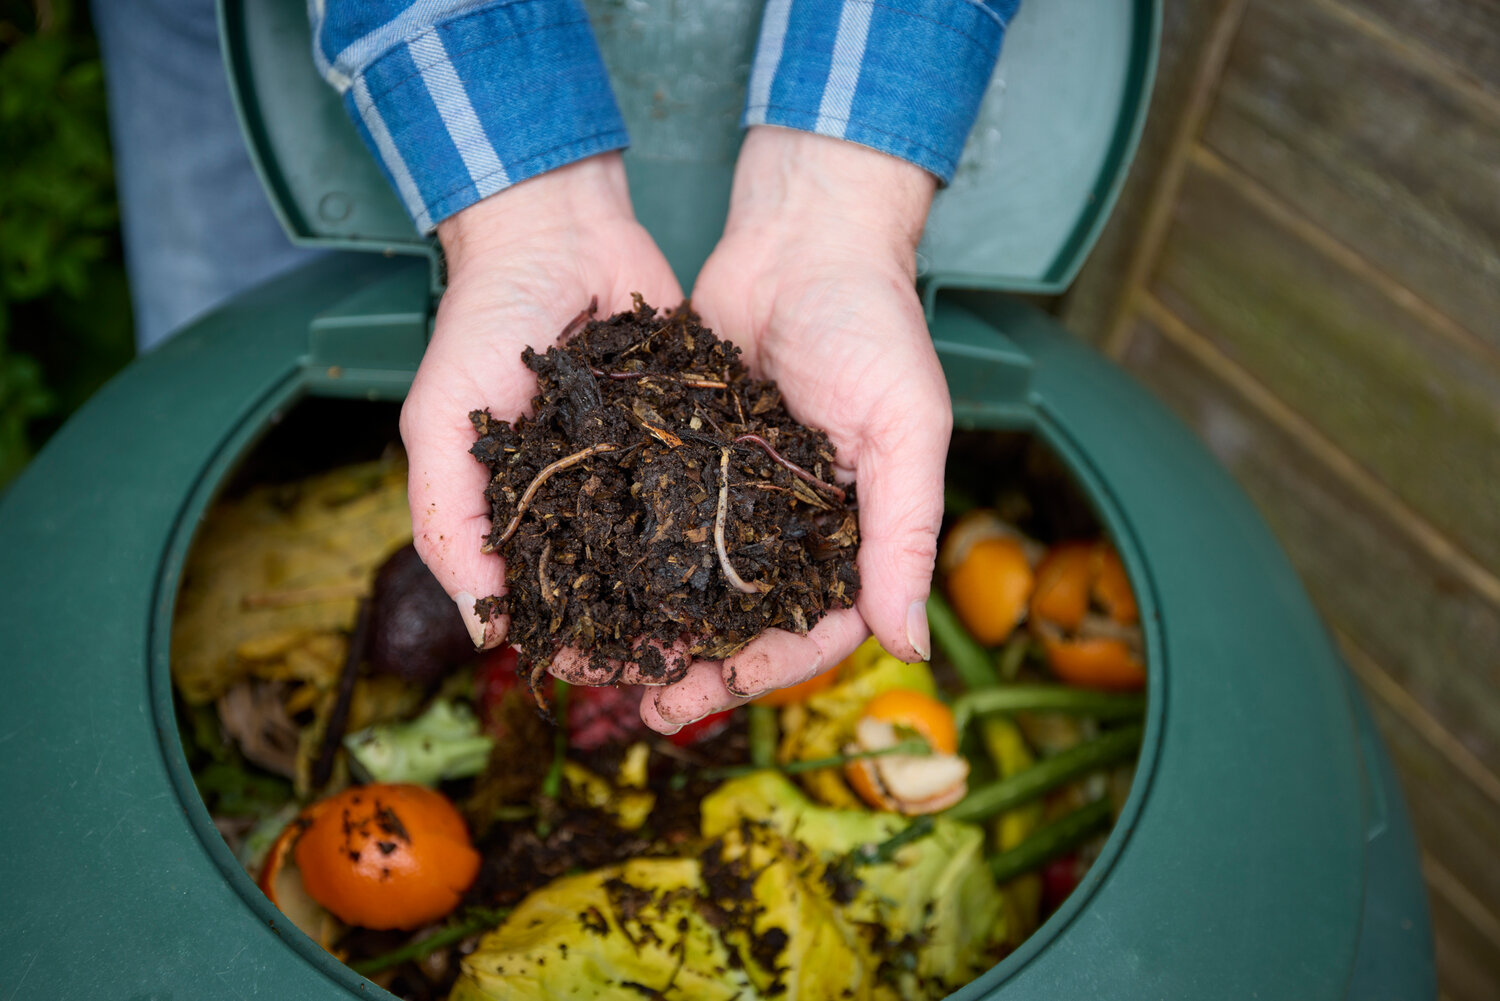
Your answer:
[715,447,771,595]
[733,433,846,502]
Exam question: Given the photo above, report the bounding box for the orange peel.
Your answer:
[940,511,1039,646]
[1031,541,1145,690]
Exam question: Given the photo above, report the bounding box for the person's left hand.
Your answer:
[638,128,952,734]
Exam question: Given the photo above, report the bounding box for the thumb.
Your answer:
[852,387,952,663]
[401,360,527,651]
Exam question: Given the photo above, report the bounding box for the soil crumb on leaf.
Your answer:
[470,296,860,685]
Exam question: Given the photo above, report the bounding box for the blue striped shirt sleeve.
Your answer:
[745,0,1020,183]
[310,0,629,234]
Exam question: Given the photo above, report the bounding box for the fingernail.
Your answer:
[454,592,485,648]
[662,706,711,727]
[906,599,931,662]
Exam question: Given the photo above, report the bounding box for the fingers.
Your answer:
[641,662,750,734]
[853,375,952,663]
[547,639,692,687]
[721,608,869,698]
[644,609,868,733]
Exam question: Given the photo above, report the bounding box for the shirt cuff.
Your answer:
[743,0,1018,183]
[326,0,629,234]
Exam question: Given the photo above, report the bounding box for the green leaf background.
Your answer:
[1,0,135,488]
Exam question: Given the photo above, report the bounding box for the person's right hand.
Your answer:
[403,153,683,650]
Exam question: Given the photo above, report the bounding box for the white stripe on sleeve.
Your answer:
[814,0,873,138]
[352,74,433,232]
[745,0,793,124]
[407,28,511,195]
[329,0,495,92]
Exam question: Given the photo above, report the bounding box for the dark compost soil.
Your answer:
[469,297,860,689]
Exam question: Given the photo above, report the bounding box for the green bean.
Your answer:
[350,907,511,976]
[927,591,999,689]
[944,724,1143,824]
[952,686,1145,733]
[748,704,778,770]
[987,796,1113,884]
[539,678,571,802]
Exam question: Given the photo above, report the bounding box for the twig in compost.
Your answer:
[589,367,729,390]
[733,433,846,502]
[485,443,619,551]
[715,447,771,595]
[538,540,558,605]
[311,597,372,789]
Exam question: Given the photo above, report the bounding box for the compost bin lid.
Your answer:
[223,0,1157,293]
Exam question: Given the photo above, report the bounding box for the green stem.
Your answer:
[702,738,931,782]
[350,907,511,976]
[995,633,1031,681]
[944,724,1143,824]
[540,678,571,801]
[987,797,1112,884]
[927,591,998,689]
[952,686,1146,733]
[855,814,936,866]
[748,704,778,770]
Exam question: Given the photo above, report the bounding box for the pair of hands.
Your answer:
[404,128,952,734]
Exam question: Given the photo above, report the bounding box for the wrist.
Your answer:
[437,152,636,269]
[723,127,937,262]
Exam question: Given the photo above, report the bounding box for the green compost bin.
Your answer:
[0,1,1434,998]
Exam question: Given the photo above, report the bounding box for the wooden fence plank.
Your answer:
[1150,162,1500,579]
[1425,856,1500,1001]
[1369,702,1500,992]
[1429,884,1500,1001]
[1059,0,1238,343]
[1120,317,1500,777]
[1202,0,1500,351]
[1342,0,1500,98]
[1365,691,1500,992]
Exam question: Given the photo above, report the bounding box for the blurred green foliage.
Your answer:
[1,0,134,488]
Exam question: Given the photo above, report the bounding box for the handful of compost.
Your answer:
[470,297,860,693]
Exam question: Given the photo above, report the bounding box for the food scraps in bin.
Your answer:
[845,688,970,815]
[450,772,1007,1001]
[1030,541,1145,690]
[173,441,1147,999]
[281,783,480,931]
[368,544,475,686]
[469,297,860,690]
[938,510,1041,645]
[171,458,427,795]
